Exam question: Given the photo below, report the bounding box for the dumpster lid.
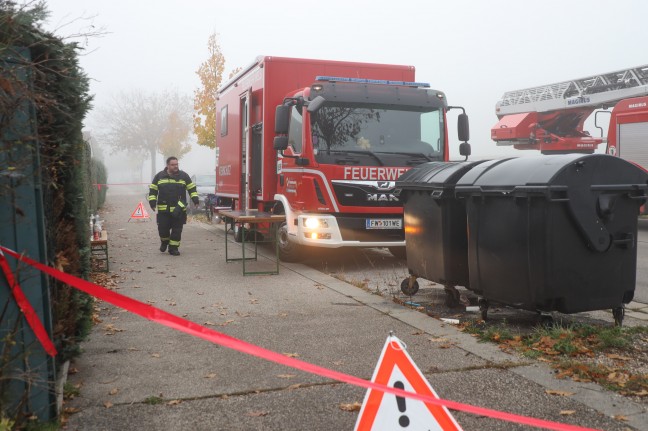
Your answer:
[455,154,648,191]
[395,161,487,190]
[455,154,648,253]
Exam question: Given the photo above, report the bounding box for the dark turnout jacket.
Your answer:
[148,169,199,213]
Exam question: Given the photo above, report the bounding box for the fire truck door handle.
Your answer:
[280,174,284,187]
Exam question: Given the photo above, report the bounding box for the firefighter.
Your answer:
[148,156,199,256]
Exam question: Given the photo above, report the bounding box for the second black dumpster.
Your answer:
[455,154,648,325]
[395,160,487,305]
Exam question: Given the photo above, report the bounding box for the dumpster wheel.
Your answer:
[443,285,461,308]
[400,276,419,296]
[539,312,554,327]
[613,306,625,327]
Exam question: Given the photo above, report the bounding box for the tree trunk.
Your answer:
[150,147,157,179]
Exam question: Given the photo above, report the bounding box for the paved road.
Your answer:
[63,189,647,431]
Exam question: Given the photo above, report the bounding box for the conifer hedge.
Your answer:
[1,3,100,422]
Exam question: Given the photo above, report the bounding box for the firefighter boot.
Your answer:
[160,240,169,252]
[168,246,180,256]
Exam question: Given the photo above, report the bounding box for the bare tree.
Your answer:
[98,89,192,178]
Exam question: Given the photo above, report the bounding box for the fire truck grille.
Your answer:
[332,183,402,208]
[336,216,405,242]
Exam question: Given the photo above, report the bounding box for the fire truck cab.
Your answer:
[215,56,469,261]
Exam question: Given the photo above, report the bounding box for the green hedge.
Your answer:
[1,2,99,424]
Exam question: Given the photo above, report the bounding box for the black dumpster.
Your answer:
[455,154,648,325]
[395,161,487,305]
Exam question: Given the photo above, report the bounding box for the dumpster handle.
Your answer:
[628,194,648,201]
[612,234,634,249]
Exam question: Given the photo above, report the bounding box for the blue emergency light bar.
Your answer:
[315,76,430,88]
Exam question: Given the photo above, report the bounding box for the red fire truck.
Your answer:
[605,95,648,170]
[491,64,648,154]
[215,56,470,261]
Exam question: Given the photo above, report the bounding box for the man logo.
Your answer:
[377,181,392,190]
[367,193,399,202]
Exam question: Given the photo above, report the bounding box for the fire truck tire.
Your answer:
[388,246,406,260]
[277,221,302,262]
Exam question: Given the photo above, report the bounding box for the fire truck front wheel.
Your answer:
[277,221,303,262]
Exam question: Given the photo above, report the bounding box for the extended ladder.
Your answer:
[496,65,648,116]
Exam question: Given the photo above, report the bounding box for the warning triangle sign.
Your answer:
[128,202,150,222]
[354,335,462,431]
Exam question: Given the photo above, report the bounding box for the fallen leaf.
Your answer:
[613,415,629,421]
[277,374,296,379]
[606,353,631,361]
[283,352,300,358]
[204,373,218,379]
[287,384,302,390]
[109,388,119,395]
[104,401,113,409]
[411,330,424,335]
[339,402,362,412]
[546,390,575,397]
[68,367,79,374]
[428,337,448,343]
[204,321,215,326]
[332,360,344,366]
[167,399,182,405]
[247,411,269,417]
[64,407,81,414]
[607,372,629,386]
[151,353,160,358]
[560,410,576,415]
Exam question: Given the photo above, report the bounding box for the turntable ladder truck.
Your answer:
[491,64,648,155]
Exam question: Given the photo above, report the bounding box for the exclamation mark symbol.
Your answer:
[394,380,410,427]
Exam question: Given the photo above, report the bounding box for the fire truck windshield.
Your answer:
[310,103,444,166]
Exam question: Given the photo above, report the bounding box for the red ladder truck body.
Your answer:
[606,95,648,170]
[491,65,648,154]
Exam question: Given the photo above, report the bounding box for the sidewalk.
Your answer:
[64,190,647,431]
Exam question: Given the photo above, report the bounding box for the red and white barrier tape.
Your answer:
[0,244,601,431]
[0,249,57,356]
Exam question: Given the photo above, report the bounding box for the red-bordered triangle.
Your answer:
[129,202,150,221]
[355,335,462,431]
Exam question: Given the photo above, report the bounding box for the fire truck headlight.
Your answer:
[304,217,328,229]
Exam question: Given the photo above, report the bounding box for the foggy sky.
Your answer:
[40,0,647,177]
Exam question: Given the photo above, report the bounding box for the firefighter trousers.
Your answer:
[157,212,184,249]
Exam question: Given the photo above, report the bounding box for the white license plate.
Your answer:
[365,218,402,229]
